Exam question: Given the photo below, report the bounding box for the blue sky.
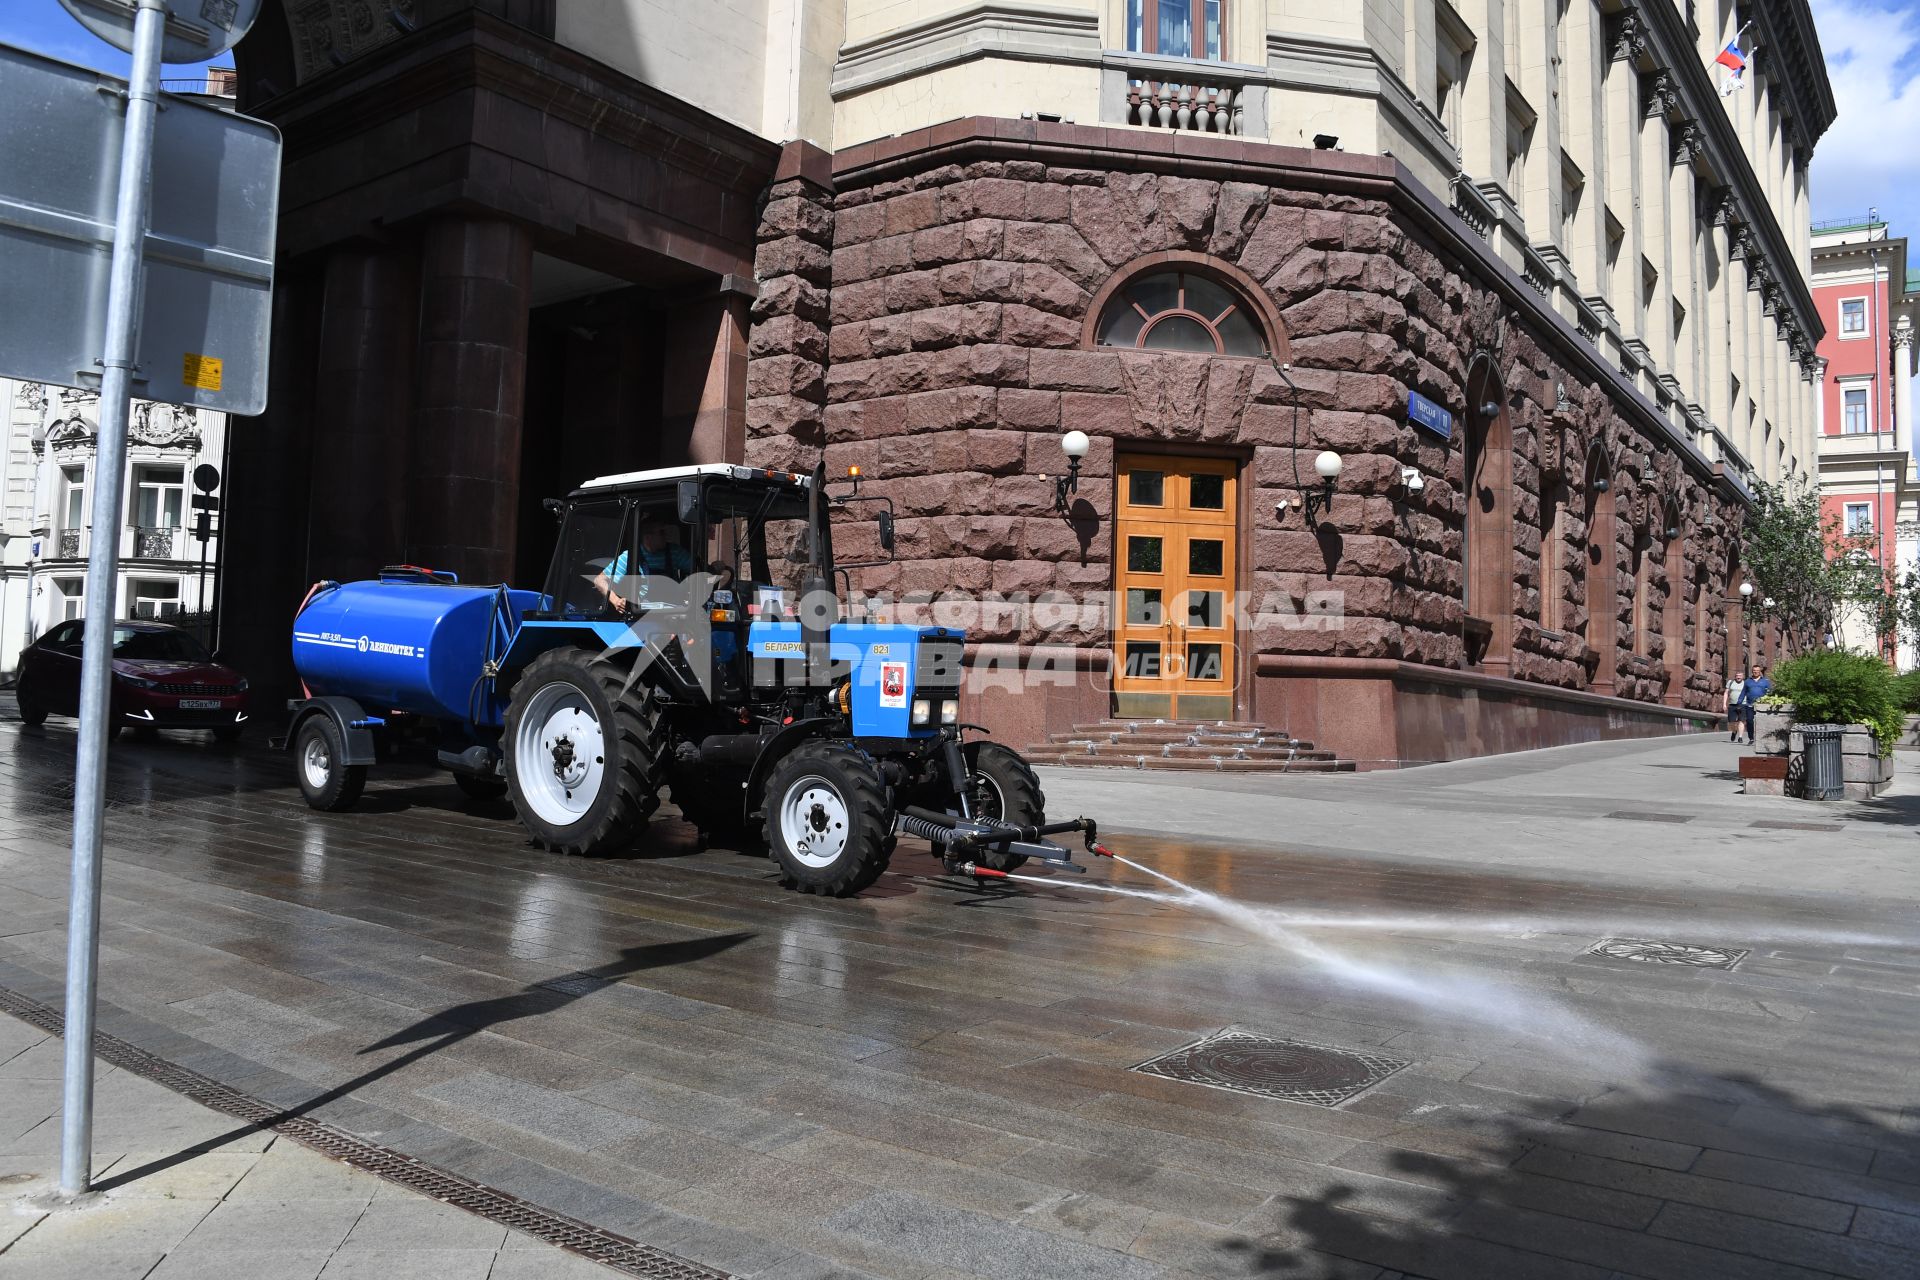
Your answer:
[1,0,233,80]
[1808,0,1920,225]
[0,0,1914,229]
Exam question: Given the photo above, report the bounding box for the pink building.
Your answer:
[1810,216,1920,662]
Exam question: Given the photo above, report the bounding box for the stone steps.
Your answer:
[1022,717,1353,773]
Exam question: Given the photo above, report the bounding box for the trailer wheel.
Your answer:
[504,648,666,855]
[960,741,1046,872]
[765,741,893,896]
[295,716,365,812]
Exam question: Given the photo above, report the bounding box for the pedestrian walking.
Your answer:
[1725,669,1745,741]
[1734,663,1771,745]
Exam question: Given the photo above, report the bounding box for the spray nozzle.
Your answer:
[954,862,1007,880]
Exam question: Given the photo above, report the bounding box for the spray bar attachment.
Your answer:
[895,805,1104,877]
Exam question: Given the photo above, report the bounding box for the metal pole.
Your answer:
[59,0,167,1199]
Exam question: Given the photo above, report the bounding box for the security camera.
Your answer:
[1275,500,1290,520]
[1400,467,1426,493]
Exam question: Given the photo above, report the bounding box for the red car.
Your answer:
[15,619,250,742]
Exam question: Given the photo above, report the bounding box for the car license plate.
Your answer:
[180,699,223,709]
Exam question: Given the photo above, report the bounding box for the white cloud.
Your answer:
[1809,0,1920,221]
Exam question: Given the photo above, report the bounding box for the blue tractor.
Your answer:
[281,463,1099,895]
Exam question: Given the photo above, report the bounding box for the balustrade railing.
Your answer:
[1123,79,1242,134]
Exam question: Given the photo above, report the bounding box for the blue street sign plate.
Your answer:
[1408,390,1452,440]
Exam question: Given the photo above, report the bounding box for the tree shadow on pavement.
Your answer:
[91,932,753,1193]
[1207,1066,1920,1278]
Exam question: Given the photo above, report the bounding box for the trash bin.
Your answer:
[1800,724,1845,801]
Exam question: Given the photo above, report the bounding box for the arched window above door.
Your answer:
[1092,267,1271,357]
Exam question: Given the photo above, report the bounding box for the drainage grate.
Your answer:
[1586,938,1749,970]
[1749,821,1843,833]
[1131,1029,1410,1107]
[0,984,730,1280]
[1604,811,1695,824]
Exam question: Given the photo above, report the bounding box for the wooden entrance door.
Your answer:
[1113,453,1237,720]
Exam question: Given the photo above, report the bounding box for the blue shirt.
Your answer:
[605,544,692,586]
[1737,676,1770,706]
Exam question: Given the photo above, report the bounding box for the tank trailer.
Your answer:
[280,463,1107,895]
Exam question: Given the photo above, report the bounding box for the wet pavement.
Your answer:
[1,713,1917,1279]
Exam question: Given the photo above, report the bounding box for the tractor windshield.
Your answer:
[549,498,694,617]
[701,483,814,619]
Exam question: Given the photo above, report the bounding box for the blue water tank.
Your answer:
[292,578,541,724]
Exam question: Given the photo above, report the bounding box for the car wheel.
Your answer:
[15,688,46,726]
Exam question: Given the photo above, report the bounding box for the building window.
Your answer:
[1435,4,1475,141]
[1845,502,1874,536]
[56,577,84,621]
[62,465,86,531]
[130,579,182,620]
[1839,297,1868,338]
[133,465,185,529]
[1094,269,1268,356]
[1540,480,1567,632]
[1126,0,1224,60]
[1843,385,1871,434]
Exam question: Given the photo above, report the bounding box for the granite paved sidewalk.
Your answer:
[0,1013,613,1279]
[0,714,1917,1278]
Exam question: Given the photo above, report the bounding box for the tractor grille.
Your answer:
[916,641,964,690]
[156,682,237,696]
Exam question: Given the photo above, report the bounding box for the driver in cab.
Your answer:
[595,517,693,615]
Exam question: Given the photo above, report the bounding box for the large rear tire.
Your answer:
[295,715,365,812]
[504,648,667,855]
[959,741,1045,872]
[764,741,893,896]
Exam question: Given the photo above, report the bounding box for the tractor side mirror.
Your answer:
[676,479,702,526]
[543,497,564,523]
[877,510,896,554]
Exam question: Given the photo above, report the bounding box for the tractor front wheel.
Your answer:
[504,648,667,855]
[959,741,1046,872]
[765,742,894,896]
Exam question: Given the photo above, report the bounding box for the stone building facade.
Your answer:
[219,1,1831,763]
[744,124,1761,761]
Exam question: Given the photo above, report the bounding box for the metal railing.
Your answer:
[131,526,178,559]
[57,529,82,559]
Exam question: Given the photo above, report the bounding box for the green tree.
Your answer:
[1742,481,1880,652]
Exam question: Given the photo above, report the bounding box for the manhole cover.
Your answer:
[1131,1029,1410,1107]
[1586,938,1748,969]
[1605,811,1694,823]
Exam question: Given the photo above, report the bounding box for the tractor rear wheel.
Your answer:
[504,648,667,856]
[765,741,893,896]
[959,741,1045,872]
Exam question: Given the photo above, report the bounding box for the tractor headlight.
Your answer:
[940,699,959,725]
[911,698,931,726]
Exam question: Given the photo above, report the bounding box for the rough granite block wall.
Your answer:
[746,150,1736,716]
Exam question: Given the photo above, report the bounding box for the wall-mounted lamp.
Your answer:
[1054,430,1090,514]
[1665,520,1681,539]
[1593,474,1610,493]
[1313,133,1341,150]
[1478,399,1501,419]
[1304,450,1343,525]
[1739,582,1754,601]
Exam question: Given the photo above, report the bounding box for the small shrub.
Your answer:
[1769,652,1901,757]
[1893,670,1920,714]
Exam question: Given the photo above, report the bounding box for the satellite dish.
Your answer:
[58,0,263,65]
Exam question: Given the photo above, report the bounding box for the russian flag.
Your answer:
[1715,37,1748,96]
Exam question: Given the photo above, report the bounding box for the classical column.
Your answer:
[1603,10,1645,346]
[1896,317,1915,458]
[308,245,419,582]
[1639,71,1675,379]
[408,217,534,584]
[663,281,754,467]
